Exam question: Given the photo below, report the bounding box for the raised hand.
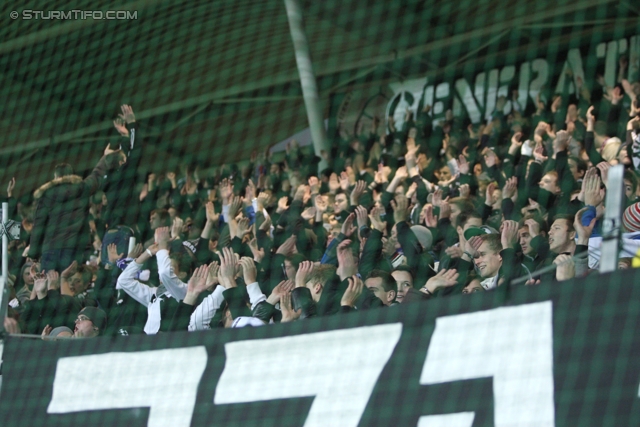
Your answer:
[112,117,129,137]
[118,104,136,124]
[596,162,610,188]
[341,275,364,308]
[41,324,53,339]
[239,257,257,284]
[33,273,48,298]
[405,140,420,168]
[267,280,294,305]
[245,179,257,201]
[432,188,443,207]
[248,238,265,263]
[295,260,314,288]
[256,192,270,211]
[206,202,220,223]
[391,194,409,223]
[524,218,541,238]
[228,196,244,219]
[354,205,369,230]
[46,270,60,291]
[341,213,357,237]
[501,220,519,249]
[314,194,328,213]
[393,166,409,181]
[445,245,463,259]
[6,177,15,197]
[438,173,459,188]
[297,183,311,204]
[276,196,289,214]
[236,217,251,238]
[511,132,523,148]
[61,260,78,279]
[187,264,211,295]
[484,149,498,168]
[375,164,391,184]
[533,144,548,163]
[259,215,272,232]
[218,247,238,289]
[583,168,603,207]
[457,155,470,175]
[574,207,596,245]
[155,226,171,248]
[205,261,220,289]
[107,243,123,264]
[424,204,438,228]
[276,235,297,256]
[171,217,184,240]
[502,176,518,200]
[301,207,317,221]
[462,235,483,259]
[339,172,350,191]
[369,206,387,232]
[350,180,367,205]
[521,198,541,217]
[405,182,418,199]
[459,183,470,199]
[423,269,459,293]
[439,200,451,219]
[280,291,301,322]
[328,173,341,193]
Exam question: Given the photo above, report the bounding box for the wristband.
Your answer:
[463,251,474,259]
[420,287,433,296]
[146,249,154,257]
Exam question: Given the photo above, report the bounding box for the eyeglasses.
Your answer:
[76,315,91,322]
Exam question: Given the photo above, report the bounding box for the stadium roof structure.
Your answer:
[0,0,637,195]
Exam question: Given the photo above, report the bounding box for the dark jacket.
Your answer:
[21,289,82,334]
[101,122,146,229]
[28,156,108,259]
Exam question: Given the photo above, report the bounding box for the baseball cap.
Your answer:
[463,225,498,241]
[78,307,107,332]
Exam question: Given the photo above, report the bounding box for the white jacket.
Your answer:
[116,261,173,335]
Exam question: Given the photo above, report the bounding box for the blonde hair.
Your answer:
[601,137,622,163]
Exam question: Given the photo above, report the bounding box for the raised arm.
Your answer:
[115,252,155,307]
[155,227,188,301]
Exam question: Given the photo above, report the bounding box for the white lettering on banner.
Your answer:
[214,323,403,427]
[420,301,555,427]
[529,58,548,105]
[554,49,586,95]
[47,347,208,427]
[385,34,640,130]
[417,412,475,427]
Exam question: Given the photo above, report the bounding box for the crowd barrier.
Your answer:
[1,268,640,426]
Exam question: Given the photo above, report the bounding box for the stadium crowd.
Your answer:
[2,64,640,338]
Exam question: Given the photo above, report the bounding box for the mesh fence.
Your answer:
[0,1,639,426]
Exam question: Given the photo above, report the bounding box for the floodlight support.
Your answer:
[284,0,329,171]
[0,202,8,335]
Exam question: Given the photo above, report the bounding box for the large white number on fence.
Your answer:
[214,323,402,427]
[47,347,208,427]
[420,301,555,427]
[417,412,475,427]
